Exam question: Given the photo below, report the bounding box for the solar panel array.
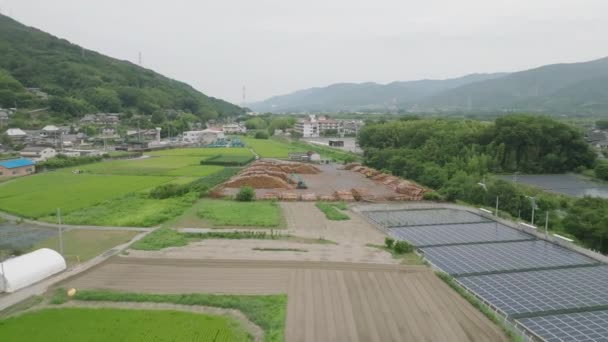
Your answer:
[362,208,608,341]
[388,221,533,247]
[365,208,487,227]
[458,266,608,315]
[518,310,608,342]
[422,240,596,276]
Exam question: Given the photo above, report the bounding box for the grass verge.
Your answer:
[315,202,350,220]
[436,272,522,342]
[197,200,284,228]
[69,290,286,342]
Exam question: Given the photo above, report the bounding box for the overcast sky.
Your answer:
[2,0,608,104]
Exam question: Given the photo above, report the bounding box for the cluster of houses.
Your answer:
[586,129,608,151]
[294,115,364,138]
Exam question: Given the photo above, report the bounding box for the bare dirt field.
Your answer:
[128,202,398,264]
[64,258,508,342]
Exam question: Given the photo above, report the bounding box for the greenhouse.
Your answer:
[0,248,66,293]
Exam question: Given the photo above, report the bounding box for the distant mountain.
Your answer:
[253,56,608,115]
[422,56,608,114]
[251,73,507,113]
[0,14,244,121]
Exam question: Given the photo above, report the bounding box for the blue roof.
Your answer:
[0,159,35,169]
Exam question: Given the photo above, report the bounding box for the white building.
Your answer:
[295,116,319,138]
[0,248,66,293]
[182,129,225,144]
[222,123,246,134]
[20,146,57,162]
[40,125,60,137]
[6,128,27,138]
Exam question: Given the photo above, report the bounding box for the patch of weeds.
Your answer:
[253,247,308,252]
[315,202,350,220]
[49,288,69,305]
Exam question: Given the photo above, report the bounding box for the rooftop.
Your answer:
[0,158,35,169]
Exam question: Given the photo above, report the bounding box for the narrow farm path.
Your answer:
[0,210,152,232]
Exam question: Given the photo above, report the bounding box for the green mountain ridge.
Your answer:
[422,56,608,114]
[251,73,507,113]
[253,56,608,115]
[0,14,243,121]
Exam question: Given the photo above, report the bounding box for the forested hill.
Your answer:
[0,14,244,121]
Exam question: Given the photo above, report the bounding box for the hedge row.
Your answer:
[200,154,254,166]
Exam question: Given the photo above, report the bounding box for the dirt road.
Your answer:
[64,258,508,342]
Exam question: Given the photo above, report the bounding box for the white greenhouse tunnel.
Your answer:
[0,248,67,293]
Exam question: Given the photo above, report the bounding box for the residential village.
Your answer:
[0,109,364,178]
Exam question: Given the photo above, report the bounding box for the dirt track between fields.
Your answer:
[64,258,508,342]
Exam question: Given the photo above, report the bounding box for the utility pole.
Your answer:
[544,211,549,236]
[526,196,536,226]
[57,208,64,256]
[495,196,499,217]
[0,252,6,292]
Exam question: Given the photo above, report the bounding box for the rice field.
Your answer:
[148,147,253,157]
[0,151,231,220]
[241,137,305,159]
[0,308,249,342]
[0,173,171,218]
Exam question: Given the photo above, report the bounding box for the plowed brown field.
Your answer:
[64,258,508,342]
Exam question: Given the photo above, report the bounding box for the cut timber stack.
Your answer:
[224,174,293,189]
[334,190,355,202]
[342,162,362,170]
[280,193,299,201]
[301,193,317,201]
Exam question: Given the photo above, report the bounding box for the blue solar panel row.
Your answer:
[388,221,533,247]
[363,207,608,341]
[458,266,608,315]
[365,208,488,227]
[421,240,596,276]
[518,310,608,342]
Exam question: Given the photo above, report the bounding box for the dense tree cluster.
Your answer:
[359,115,595,183]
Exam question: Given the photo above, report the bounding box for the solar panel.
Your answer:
[364,208,488,227]
[458,266,608,315]
[518,310,608,342]
[388,221,533,247]
[422,240,596,276]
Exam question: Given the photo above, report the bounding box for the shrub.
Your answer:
[393,240,413,254]
[236,186,255,201]
[595,162,608,181]
[254,131,269,139]
[423,191,444,201]
[149,183,190,199]
[384,237,394,249]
